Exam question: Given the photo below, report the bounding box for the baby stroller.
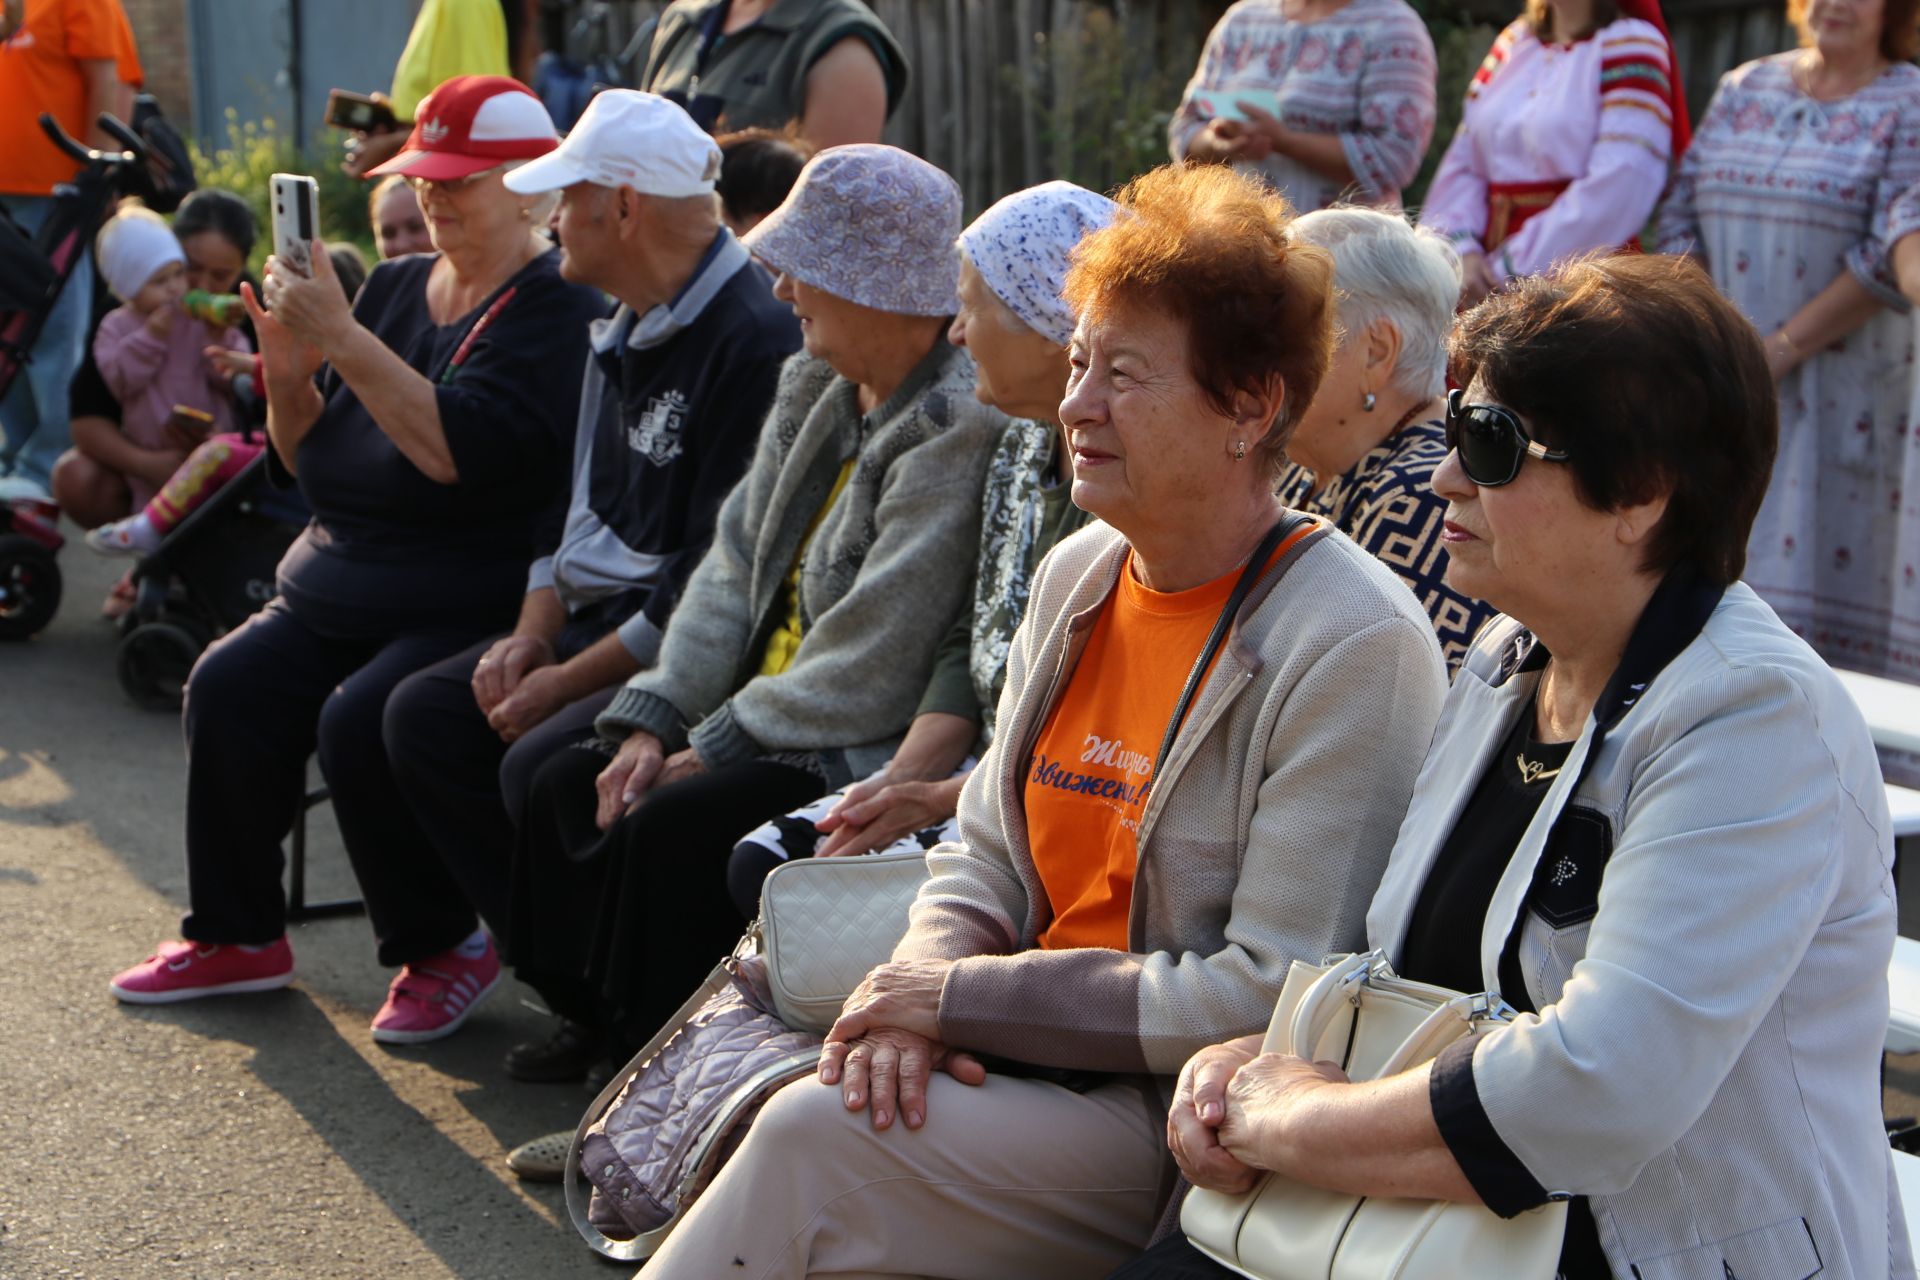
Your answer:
[0,111,151,640]
[115,449,309,711]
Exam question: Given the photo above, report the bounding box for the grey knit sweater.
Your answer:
[596,340,1008,782]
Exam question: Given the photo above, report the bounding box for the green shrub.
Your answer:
[189,110,376,273]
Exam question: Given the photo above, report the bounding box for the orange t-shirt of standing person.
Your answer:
[0,0,143,197]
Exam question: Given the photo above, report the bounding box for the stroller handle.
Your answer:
[37,112,144,167]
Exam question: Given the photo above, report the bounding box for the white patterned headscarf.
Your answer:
[957,181,1118,348]
[743,144,963,316]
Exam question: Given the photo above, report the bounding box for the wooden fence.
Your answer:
[560,0,1801,214]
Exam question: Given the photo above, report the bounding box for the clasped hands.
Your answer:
[1168,1034,1350,1193]
[817,958,985,1131]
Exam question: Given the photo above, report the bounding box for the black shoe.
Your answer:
[504,1018,603,1082]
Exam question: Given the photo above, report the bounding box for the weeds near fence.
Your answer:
[189,111,375,271]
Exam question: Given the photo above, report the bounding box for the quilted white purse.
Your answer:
[756,847,931,1034]
[1180,951,1568,1280]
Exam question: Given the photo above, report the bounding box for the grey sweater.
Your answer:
[597,340,1007,782]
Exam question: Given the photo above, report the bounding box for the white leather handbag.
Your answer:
[756,847,931,1034]
[1180,951,1568,1280]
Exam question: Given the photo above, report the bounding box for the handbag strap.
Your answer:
[1140,512,1319,803]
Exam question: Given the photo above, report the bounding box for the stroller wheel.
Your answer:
[116,619,205,711]
[0,533,62,640]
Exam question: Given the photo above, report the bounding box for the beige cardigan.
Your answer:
[896,518,1449,1079]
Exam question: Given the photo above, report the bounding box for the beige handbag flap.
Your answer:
[758,849,930,1035]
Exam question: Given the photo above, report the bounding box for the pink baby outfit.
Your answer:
[92,305,250,508]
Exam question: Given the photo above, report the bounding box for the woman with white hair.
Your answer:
[1280,206,1497,668]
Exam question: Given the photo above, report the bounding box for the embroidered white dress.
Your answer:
[1169,0,1438,211]
[1655,55,1920,681]
[1418,17,1674,283]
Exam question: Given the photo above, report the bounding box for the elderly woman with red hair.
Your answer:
[639,164,1449,1279]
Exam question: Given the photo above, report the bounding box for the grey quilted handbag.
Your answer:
[564,850,931,1260]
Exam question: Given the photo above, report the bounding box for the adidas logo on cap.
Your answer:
[419,118,450,145]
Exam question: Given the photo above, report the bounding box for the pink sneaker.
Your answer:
[110,938,295,1004]
[369,939,502,1045]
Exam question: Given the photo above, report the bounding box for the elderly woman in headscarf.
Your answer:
[497,144,1009,1080]
[721,180,1117,889]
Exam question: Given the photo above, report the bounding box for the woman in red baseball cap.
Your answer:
[108,77,608,1049]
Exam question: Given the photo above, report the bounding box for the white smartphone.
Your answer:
[269,172,321,277]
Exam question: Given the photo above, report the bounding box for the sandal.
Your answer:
[505,1129,572,1182]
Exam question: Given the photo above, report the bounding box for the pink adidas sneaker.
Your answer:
[369,938,502,1045]
[110,938,295,1004]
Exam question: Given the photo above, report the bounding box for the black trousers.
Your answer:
[180,599,492,965]
[380,634,616,947]
[1104,1236,1236,1279]
[508,743,822,1058]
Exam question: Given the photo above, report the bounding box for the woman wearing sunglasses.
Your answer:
[1122,254,1907,1279]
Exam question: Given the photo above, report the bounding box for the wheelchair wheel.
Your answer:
[0,533,61,640]
[116,619,205,711]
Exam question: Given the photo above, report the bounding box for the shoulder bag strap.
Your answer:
[1140,511,1319,804]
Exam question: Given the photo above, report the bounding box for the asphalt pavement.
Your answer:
[0,543,614,1279]
[7,530,1920,1279]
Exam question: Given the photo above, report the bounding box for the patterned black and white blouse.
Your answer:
[1277,419,1497,671]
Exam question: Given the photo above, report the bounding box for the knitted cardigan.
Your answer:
[897,519,1448,1083]
[597,340,1007,783]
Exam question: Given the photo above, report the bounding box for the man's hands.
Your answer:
[472,634,572,744]
[819,959,983,1130]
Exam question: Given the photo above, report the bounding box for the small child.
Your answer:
[86,207,250,512]
[82,207,253,557]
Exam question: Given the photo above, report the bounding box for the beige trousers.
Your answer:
[639,1071,1166,1280]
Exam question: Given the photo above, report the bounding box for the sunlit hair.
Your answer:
[1291,206,1460,401]
[1450,254,1777,586]
[1062,163,1334,474]
[1788,0,1918,61]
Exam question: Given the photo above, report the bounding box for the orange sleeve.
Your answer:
[62,0,129,61]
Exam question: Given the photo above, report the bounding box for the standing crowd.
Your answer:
[5,0,1920,1275]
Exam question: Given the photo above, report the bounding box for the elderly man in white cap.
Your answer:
[374,89,802,1054]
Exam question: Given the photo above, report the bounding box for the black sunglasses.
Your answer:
[1444,389,1571,487]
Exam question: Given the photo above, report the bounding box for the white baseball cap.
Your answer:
[504,90,722,198]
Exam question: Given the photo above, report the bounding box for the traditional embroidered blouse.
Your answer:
[1419,17,1674,282]
[1169,0,1438,211]
[1276,420,1498,669]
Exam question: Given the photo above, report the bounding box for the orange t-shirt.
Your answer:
[1,0,142,197]
[1026,531,1307,951]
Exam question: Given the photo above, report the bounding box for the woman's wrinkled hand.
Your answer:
[239,279,323,388]
[594,730,665,830]
[822,959,950,1047]
[260,242,353,354]
[814,775,962,858]
[1213,1051,1349,1178]
[1168,1035,1264,1193]
[819,1025,986,1131]
[1459,253,1498,310]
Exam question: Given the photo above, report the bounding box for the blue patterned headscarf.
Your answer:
[957,181,1119,347]
[743,144,963,316]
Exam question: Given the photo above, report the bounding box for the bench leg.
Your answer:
[286,785,364,922]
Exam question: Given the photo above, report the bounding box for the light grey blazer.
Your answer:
[1365,581,1913,1279]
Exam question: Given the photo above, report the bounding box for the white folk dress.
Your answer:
[1418,17,1674,283]
[1656,55,1920,682]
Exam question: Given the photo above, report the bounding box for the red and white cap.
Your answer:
[367,75,559,182]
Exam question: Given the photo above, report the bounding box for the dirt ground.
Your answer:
[0,546,613,1279]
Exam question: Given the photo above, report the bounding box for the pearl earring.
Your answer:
[1363,391,1377,412]
[1235,441,1246,461]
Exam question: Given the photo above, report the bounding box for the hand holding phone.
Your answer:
[1190,86,1284,124]
[270,173,321,279]
[325,88,400,134]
